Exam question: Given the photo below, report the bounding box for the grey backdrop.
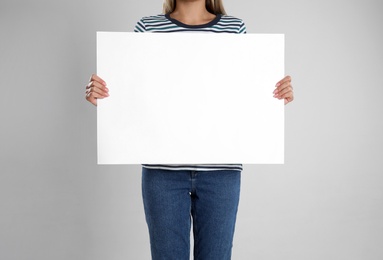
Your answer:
[1,0,382,259]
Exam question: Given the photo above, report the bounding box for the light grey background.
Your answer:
[0,0,382,259]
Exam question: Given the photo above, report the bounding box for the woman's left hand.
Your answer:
[273,75,294,105]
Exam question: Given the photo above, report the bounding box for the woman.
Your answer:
[86,0,294,259]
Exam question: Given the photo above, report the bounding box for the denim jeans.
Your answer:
[142,167,241,260]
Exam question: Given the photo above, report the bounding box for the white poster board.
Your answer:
[97,32,284,164]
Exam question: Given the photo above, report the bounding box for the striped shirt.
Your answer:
[134,13,246,34]
[134,13,246,172]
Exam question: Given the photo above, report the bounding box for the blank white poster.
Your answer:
[97,32,284,164]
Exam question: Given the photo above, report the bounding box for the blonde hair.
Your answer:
[162,0,227,15]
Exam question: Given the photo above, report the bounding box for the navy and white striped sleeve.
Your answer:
[239,20,247,34]
[134,19,146,32]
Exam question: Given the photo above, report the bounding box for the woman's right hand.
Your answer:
[85,74,109,106]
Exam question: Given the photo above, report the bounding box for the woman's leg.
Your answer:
[191,170,241,260]
[141,167,191,260]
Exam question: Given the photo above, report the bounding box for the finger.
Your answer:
[89,74,106,84]
[282,75,292,83]
[275,75,292,88]
[277,90,294,105]
[86,79,104,89]
[275,85,293,98]
[85,93,98,106]
[85,95,97,106]
[273,81,291,95]
[284,96,294,105]
[89,74,107,86]
[87,85,109,97]
[86,92,106,105]
[279,91,293,101]
[86,91,105,100]
[86,80,109,94]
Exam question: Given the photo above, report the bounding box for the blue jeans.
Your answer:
[142,167,241,260]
